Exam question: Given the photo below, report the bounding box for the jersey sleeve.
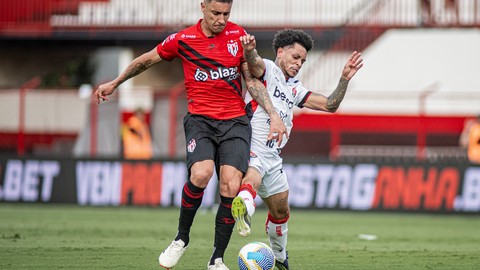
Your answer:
[293,82,312,108]
[156,33,179,61]
[261,58,274,82]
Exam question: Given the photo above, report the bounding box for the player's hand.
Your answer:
[239,34,256,54]
[268,113,289,147]
[341,51,364,81]
[95,81,116,104]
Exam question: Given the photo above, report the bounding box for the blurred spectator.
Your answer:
[460,115,480,164]
[467,116,480,164]
[459,118,473,148]
[445,0,459,25]
[421,0,433,25]
[422,0,459,26]
[122,108,153,159]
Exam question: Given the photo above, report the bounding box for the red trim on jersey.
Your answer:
[298,91,312,108]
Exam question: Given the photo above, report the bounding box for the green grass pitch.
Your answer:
[0,203,479,269]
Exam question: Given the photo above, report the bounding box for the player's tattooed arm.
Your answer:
[96,48,162,103]
[302,51,363,112]
[242,65,275,115]
[240,34,266,79]
[114,48,162,87]
[242,63,288,145]
[326,77,348,112]
[326,51,363,112]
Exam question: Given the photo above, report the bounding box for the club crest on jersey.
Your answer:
[187,139,196,153]
[227,40,238,57]
[292,87,297,97]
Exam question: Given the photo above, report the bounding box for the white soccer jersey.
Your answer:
[245,59,312,158]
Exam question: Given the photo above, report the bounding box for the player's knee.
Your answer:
[218,166,243,196]
[218,179,241,197]
[277,206,290,220]
[270,205,290,220]
[190,167,214,187]
[242,177,260,191]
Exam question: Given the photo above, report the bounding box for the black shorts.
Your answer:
[183,113,252,175]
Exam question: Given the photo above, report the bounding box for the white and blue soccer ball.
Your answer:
[238,242,275,270]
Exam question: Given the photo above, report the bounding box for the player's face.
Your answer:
[277,43,307,78]
[201,0,232,36]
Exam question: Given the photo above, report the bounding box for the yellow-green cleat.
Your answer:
[231,196,251,237]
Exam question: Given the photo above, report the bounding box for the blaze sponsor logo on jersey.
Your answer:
[178,40,243,95]
[194,67,240,82]
[194,68,209,82]
[210,66,239,80]
[227,40,239,57]
[187,139,196,153]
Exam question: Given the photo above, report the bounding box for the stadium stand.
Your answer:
[0,0,479,160]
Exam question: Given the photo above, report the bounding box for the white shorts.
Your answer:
[249,149,289,199]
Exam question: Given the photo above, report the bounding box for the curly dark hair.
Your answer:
[272,29,314,55]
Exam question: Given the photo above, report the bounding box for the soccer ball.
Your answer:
[238,242,275,270]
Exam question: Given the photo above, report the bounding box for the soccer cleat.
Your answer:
[158,239,187,269]
[275,251,289,270]
[207,258,230,270]
[231,196,251,236]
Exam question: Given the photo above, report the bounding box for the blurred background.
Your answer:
[0,0,479,212]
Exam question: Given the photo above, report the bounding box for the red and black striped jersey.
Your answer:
[157,19,247,120]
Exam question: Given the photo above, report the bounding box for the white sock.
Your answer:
[238,190,256,217]
[266,219,288,262]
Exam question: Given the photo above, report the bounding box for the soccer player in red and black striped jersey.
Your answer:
[95,1,287,269]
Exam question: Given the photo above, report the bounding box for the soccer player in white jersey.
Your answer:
[231,29,363,269]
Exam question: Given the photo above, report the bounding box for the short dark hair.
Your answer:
[205,0,233,3]
[272,29,314,55]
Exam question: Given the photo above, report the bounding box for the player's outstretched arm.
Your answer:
[303,51,363,112]
[241,62,288,145]
[240,34,265,79]
[95,48,162,104]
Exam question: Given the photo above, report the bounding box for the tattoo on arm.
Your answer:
[326,77,349,112]
[118,59,154,85]
[245,49,259,66]
[242,61,276,116]
[246,77,276,116]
